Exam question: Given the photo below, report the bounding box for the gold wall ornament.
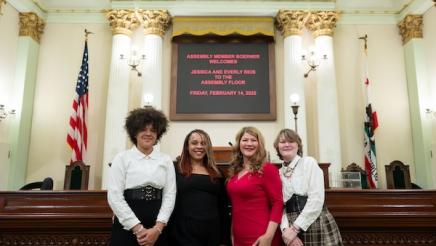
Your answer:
[398,15,423,44]
[19,12,45,43]
[0,0,6,15]
[105,9,140,36]
[275,10,310,37]
[137,10,171,37]
[306,11,339,38]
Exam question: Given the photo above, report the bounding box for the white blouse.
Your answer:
[279,155,325,231]
[107,146,176,230]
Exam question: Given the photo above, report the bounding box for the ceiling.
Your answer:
[6,0,435,24]
[32,0,416,13]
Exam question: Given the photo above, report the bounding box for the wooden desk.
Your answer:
[1,190,436,245]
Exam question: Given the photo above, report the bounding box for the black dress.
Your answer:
[168,172,230,246]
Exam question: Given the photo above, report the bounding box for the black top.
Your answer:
[175,173,223,219]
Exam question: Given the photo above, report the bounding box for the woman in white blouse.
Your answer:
[274,129,343,246]
[107,107,176,246]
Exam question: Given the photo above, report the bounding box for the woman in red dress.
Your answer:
[227,126,283,246]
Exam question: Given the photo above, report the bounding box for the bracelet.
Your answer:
[290,225,300,234]
[153,225,163,234]
[133,225,144,235]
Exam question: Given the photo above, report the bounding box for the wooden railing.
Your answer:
[1,189,436,245]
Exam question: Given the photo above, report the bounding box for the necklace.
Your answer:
[282,159,299,179]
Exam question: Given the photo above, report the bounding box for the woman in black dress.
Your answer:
[169,129,230,246]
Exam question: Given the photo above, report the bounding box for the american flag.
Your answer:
[67,41,89,164]
[362,42,378,188]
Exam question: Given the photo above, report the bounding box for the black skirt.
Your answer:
[110,198,168,246]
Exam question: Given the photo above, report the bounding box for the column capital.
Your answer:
[0,0,6,15]
[106,9,140,36]
[398,15,423,44]
[275,10,310,37]
[137,10,172,37]
[19,12,45,43]
[306,11,339,38]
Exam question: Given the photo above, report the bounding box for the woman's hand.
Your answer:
[252,233,273,246]
[137,227,160,246]
[289,237,303,246]
[282,227,298,245]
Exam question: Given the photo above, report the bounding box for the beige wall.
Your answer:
[25,23,112,189]
[1,6,435,190]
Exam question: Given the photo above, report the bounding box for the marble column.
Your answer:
[275,10,310,155]
[8,12,45,189]
[306,11,342,182]
[137,10,171,109]
[101,9,139,188]
[398,15,434,188]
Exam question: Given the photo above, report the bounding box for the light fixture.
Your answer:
[302,48,327,78]
[289,93,300,133]
[425,108,436,118]
[143,93,154,107]
[119,48,145,77]
[0,104,16,122]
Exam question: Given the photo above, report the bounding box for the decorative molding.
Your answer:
[275,10,310,37]
[398,15,423,44]
[306,11,340,38]
[18,12,45,43]
[341,232,436,245]
[105,9,139,36]
[0,0,5,15]
[0,234,110,246]
[137,10,171,37]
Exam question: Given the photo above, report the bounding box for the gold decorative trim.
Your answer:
[19,12,45,43]
[275,10,310,37]
[172,16,274,37]
[137,10,171,37]
[398,15,423,44]
[306,11,339,38]
[105,9,139,36]
[0,0,6,15]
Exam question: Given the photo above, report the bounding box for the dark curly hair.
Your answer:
[125,107,169,146]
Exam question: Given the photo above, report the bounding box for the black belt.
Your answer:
[285,194,308,213]
[124,185,162,201]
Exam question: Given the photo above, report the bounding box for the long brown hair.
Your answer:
[178,129,221,180]
[229,126,267,177]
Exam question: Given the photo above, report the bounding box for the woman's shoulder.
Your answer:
[262,162,280,174]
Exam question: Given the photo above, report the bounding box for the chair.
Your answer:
[64,161,90,190]
[341,163,369,189]
[20,177,54,190]
[385,160,412,189]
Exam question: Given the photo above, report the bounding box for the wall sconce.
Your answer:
[425,108,436,118]
[120,49,145,77]
[143,93,154,107]
[302,49,327,78]
[289,93,300,133]
[0,104,16,122]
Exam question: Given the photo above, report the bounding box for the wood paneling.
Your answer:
[1,190,436,245]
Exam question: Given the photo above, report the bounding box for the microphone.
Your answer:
[228,142,233,147]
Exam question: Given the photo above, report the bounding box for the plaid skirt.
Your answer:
[286,205,343,246]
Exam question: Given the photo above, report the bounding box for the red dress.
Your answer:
[227,163,283,246]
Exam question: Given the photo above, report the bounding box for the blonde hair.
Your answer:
[229,126,267,177]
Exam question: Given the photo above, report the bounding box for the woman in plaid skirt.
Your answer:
[274,129,343,246]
